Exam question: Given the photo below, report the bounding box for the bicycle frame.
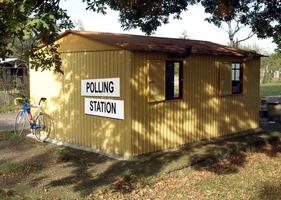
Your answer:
[15,97,50,142]
[21,98,45,129]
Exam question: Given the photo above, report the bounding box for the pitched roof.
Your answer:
[58,30,262,57]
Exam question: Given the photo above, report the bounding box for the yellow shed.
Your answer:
[30,30,261,159]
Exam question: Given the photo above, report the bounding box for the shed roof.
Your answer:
[58,30,262,57]
[0,57,27,68]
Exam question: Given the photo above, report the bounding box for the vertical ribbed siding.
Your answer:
[131,53,260,156]
[30,50,132,157]
[30,47,260,158]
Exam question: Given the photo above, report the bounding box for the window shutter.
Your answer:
[219,62,232,96]
[148,60,166,102]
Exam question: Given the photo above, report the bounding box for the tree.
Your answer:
[201,0,281,50]
[83,0,194,35]
[1,0,281,74]
[179,30,189,39]
[83,0,281,51]
[11,35,38,58]
[221,18,255,47]
[73,19,86,31]
[239,43,264,55]
[0,0,73,73]
[261,52,281,83]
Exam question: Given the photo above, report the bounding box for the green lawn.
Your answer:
[260,83,281,97]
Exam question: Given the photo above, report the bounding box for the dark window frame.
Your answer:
[165,60,183,100]
[231,62,243,94]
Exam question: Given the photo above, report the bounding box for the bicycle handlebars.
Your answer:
[39,97,47,106]
[15,97,47,107]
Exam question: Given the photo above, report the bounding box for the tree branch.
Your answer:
[237,31,256,43]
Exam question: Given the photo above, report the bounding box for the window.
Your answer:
[165,61,183,100]
[231,63,243,94]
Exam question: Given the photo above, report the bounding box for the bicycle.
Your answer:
[14,97,51,142]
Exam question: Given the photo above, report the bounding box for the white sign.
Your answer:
[81,78,120,97]
[84,98,124,120]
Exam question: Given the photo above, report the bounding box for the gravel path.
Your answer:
[0,112,17,132]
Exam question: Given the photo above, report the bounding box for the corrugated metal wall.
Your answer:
[30,33,260,158]
[30,50,132,157]
[131,53,260,156]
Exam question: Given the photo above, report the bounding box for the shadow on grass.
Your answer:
[44,124,281,196]
[0,132,37,154]
[2,123,281,197]
[191,131,281,175]
[258,181,281,200]
[0,147,56,186]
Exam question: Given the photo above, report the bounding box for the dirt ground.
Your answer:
[0,121,281,200]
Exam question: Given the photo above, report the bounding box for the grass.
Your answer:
[93,150,281,200]
[85,130,281,200]
[55,147,82,162]
[0,161,39,179]
[0,162,26,175]
[0,103,19,113]
[0,132,25,142]
[260,83,281,97]
[0,188,27,200]
[1,125,281,199]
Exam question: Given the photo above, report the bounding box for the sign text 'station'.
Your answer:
[84,98,124,119]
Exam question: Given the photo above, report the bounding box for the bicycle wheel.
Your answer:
[14,110,30,135]
[34,113,52,142]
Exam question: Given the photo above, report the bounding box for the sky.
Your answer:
[60,0,277,54]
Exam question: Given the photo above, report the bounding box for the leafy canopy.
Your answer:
[1,0,280,74]
[0,0,73,73]
[84,0,281,51]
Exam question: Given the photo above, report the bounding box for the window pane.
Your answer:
[165,61,175,100]
[174,62,180,98]
[232,69,235,80]
[231,62,243,94]
[165,61,183,100]
[232,81,240,94]
[235,70,240,81]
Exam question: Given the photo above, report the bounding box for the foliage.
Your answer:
[83,0,197,35]
[221,19,255,47]
[83,0,281,51]
[73,18,86,31]
[1,0,280,73]
[0,0,73,73]
[0,62,28,113]
[179,30,189,39]
[201,0,281,51]
[30,44,63,74]
[10,36,38,58]
[261,52,281,83]
[239,43,265,54]
[239,45,281,85]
